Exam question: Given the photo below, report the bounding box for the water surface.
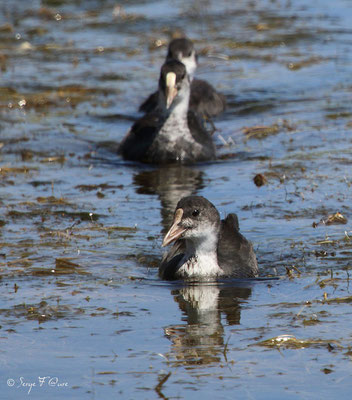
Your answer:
[1,0,352,398]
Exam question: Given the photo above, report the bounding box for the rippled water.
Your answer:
[1,0,352,398]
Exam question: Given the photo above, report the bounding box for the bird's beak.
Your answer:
[162,208,186,247]
[165,72,177,109]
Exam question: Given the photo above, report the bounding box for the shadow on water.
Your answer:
[133,165,206,232]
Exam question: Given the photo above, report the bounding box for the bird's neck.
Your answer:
[186,230,219,257]
[166,95,189,121]
[182,59,197,81]
[166,85,190,116]
[158,92,190,139]
[182,231,221,279]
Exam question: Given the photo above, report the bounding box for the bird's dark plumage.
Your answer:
[217,213,258,278]
[119,60,216,164]
[159,196,258,281]
[139,38,226,118]
[189,79,227,119]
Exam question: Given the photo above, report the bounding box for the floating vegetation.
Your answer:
[286,56,325,71]
[0,23,14,33]
[2,257,32,269]
[313,212,348,228]
[75,183,124,192]
[323,295,352,305]
[40,155,66,163]
[0,300,73,323]
[36,196,70,205]
[0,166,36,175]
[0,85,112,110]
[253,173,267,187]
[242,119,297,140]
[314,250,333,258]
[225,39,289,50]
[325,212,348,225]
[243,124,279,139]
[88,225,137,232]
[301,316,321,326]
[29,258,89,276]
[148,37,168,51]
[325,112,352,120]
[285,265,301,279]
[6,208,101,222]
[255,334,341,350]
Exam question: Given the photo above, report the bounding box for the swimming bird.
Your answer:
[119,60,216,164]
[159,196,258,280]
[139,38,226,118]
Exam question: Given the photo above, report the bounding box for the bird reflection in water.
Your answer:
[133,165,205,232]
[163,282,252,366]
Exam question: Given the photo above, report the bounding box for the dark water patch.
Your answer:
[326,111,352,120]
[7,209,102,222]
[0,300,74,324]
[224,30,317,51]
[29,180,62,188]
[91,113,137,122]
[75,183,124,192]
[225,97,277,116]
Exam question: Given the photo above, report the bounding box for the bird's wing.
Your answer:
[138,91,159,114]
[187,110,216,160]
[118,113,159,161]
[217,213,258,278]
[190,79,226,118]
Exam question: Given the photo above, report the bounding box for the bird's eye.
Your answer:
[192,209,200,217]
[186,51,192,57]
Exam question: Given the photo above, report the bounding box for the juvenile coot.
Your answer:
[139,38,226,118]
[119,60,216,164]
[159,196,258,280]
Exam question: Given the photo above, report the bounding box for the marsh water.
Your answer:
[1,0,352,398]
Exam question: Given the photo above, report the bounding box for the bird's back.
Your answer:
[118,113,160,162]
[190,79,226,118]
[217,213,258,278]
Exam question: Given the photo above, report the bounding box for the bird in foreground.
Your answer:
[119,60,216,164]
[159,196,259,281]
[139,38,226,118]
